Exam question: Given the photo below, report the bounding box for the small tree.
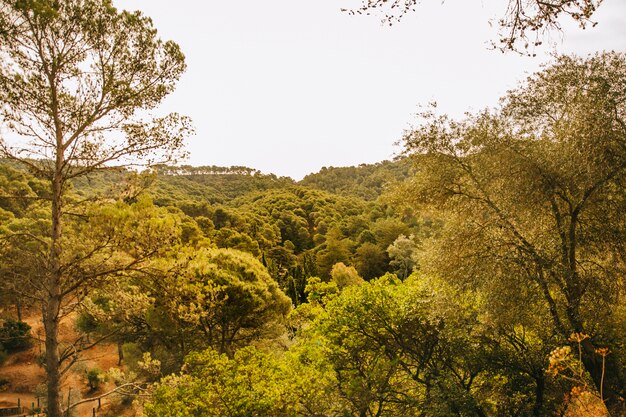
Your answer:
[0,319,32,352]
[0,1,192,416]
[330,262,363,290]
[387,234,417,280]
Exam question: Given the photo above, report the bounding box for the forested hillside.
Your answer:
[70,158,421,297]
[0,1,624,416]
[299,158,413,200]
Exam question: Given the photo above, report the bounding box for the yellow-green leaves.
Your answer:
[400,52,626,413]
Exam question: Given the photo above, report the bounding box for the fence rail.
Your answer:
[1,397,101,417]
[0,407,22,417]
[0,407,42,417]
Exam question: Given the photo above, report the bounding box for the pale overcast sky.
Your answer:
[116,0,626,180]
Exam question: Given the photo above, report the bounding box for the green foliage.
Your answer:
[214,227,261,255]
[81,247,292,373]
[386,234,417,279]
[70,165,295,206]
[144,274,567,416]
[0,319,32,352]
[154,165,294,204]
[3,27,618,416]
[86,368,104,391]
[398,52,626,413]
[0,0,192,414]
[308,275,493,416]
[145,345,345,417]
[157,247,291,355]
[30,163,421,307]
[330,262,364,289]
[145,348,292,417]
[300,159,412,200]
[303,277,339,306]
[354,242,387,280]
[0,162,49,217]
[316,227,354,278]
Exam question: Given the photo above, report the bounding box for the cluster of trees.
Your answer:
[300,159,413,201]
[144,274,569,416]
[142,53,626,416]
[0,148,418,415]
[0,1,623,416]
[153,165,271,176]
[398,53,626,413]
[67,161,422,301]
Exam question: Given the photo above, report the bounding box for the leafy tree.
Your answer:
[354,242,388,280]
[77,278,155,366]
[214,227,261,256]
[344,0,603,53]
[0,1,191,414]
[0,163,50,316]
[399,52,626,414]
[330,262,364,290]
[387,234,417,280]
[371,217,411,251]
[0,163,49,217]
[146,273,572,416]
[316,227,353,278]
[309,275,497,416]
[139,247,291,366]
[144,348,292,417]
[145,344,345,417]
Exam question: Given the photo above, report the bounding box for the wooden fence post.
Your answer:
[66,388,71,417]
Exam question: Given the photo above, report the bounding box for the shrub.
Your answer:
[0,319,32,352]
[0,377,9,392]
[86,368,104,391]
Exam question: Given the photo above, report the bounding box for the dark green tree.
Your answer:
[354,242,388,280]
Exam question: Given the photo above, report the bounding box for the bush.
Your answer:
[0,377,9,392]
[86,368,104,391]
[0,319,32,351]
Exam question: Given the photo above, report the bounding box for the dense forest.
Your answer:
[0,1,624,417]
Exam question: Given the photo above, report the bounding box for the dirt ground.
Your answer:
[0,307,132,417]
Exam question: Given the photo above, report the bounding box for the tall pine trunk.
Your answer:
[45,153,64,417]
[44,297,62,417]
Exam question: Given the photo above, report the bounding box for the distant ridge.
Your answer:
[299,158,412,200]
[1,158,412,203]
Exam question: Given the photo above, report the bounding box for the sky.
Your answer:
[115,0,626,180]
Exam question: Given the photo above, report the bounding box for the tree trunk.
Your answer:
[45,156,64,417]
[44,295,62,417]
[117,341,124,366]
